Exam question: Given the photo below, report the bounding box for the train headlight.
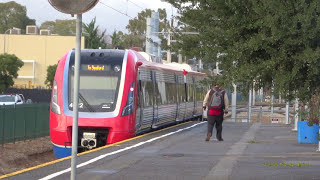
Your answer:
[121,82,135,116]
[51,80,61,115]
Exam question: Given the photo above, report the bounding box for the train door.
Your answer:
[176,75,186,121]
[185,77,195,119]
[154,71,177,126]
[138,69,153,130]
[193,77,196,116]
[184,76,194,119]
[135,72,143,131]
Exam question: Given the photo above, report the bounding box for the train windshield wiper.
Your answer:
[78,93,95,112]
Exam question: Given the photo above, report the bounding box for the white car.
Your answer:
[0,94,24,105]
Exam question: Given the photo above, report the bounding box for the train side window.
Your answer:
[165,82,176,104]
[142,81,153,107]
[178,83,185,102]
[195,84,201,101]
[155,81,167,105]
[188,83,194,102]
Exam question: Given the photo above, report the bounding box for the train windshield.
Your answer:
[68,50,124,112]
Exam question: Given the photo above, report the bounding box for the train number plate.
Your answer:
[83,132,96,139]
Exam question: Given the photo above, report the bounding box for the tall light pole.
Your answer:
[48,1,98,180]
[3,28,11,53]
[3,27,19,53]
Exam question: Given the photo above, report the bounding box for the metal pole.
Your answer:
[252,80,255,106]
[260,87,263,102]
[178,53,182,64]
[167,29,171,63]
[152,12,159,57]
[231,82,237,122]
[292,98,298,131]
[279,93,282,104]
[146,18,152,55]
[216,62,219,75]
[271,85,274,121]
[285,101,289,124]
[3,29,10,53]
[248,88,252,123]
[71,14,82,180]
[158,45,161,62]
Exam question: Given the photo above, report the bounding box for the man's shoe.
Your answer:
[205,133,212,141]
[218,138,224,141]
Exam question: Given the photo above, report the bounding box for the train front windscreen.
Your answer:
[68,50,124,112]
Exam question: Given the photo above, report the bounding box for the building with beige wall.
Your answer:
[0,34,84,88]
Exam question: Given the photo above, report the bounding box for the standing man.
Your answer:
[203,83,229,141]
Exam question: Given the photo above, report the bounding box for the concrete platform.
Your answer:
[3,119,320,180]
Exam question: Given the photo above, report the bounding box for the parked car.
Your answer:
[18,94,26,103]
[0,94,24,105]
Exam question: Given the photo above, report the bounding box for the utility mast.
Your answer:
[146,11,161,62]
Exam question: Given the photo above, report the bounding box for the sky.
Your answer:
[0,0,177,34]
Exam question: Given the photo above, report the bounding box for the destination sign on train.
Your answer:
[82,65,110,71]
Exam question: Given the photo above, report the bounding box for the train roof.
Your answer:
[131,50,206,77]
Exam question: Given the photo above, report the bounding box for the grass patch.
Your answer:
[247,140,258,143]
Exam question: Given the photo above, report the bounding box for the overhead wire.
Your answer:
[127,0,145,10]
[99,1,134,19]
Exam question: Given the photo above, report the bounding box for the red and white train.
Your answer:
[50,49,207,158]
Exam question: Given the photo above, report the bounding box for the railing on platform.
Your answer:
[0,103,50,145]
[229,105,295,124]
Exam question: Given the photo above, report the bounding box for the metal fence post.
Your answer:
[24,107,26,141]
[248,89,252,123]
[2,106,4,146]
[34,104,37,138]
[13,105,16,144]
[231,83,237,122]
[271,95,274,121]
[285,101,290,125]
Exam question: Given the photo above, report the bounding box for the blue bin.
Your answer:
[297,121,319,143]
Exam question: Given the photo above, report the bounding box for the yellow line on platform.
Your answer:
[0,121,195,179]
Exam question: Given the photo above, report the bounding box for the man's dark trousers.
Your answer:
[207,115,223,140]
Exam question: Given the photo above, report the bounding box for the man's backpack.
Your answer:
[208,89,225,116]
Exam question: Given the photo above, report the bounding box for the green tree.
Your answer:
[40,21,56,33]
[83,17,107,49]
[111,30,124,49]
[0,1,35,33]
[167,0,320,102]
[0,54,23,92]
[45,64,58,89]
[40,19,76,36]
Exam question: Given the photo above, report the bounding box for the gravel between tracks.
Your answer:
[0,136,56,176]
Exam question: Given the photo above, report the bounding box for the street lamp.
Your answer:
[3,27,19,53]
[47,1,99,180]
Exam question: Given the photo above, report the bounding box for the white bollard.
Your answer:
[292,98,299,131]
